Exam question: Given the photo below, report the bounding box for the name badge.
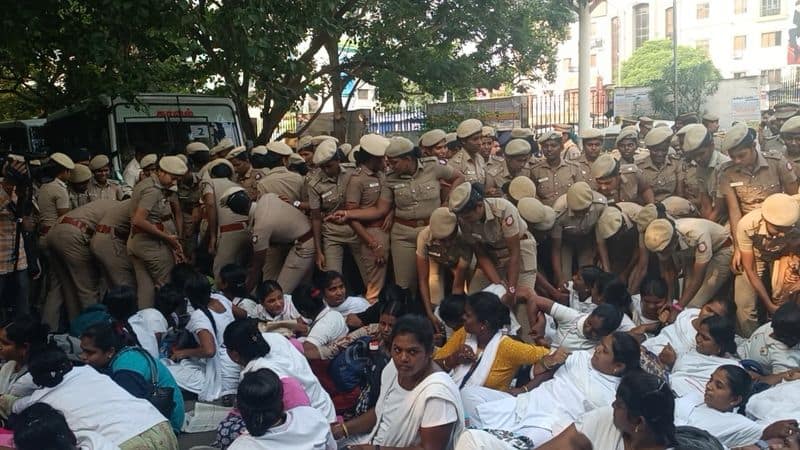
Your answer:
[538,177,549,182]
[729,182,744,187]
[429,251,441,257]
[368,182,380,188]
[321,190,334,198]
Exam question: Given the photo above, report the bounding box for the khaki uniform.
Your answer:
[415,226,473,306]
[786,152,800,179]
[37,179,70,328]
[637,155,684,202]
[562,141,581,161]
[447,148,485,184]
[177,173,202,261]
[718,152,797,215]
[68,187,91,210]
[764,135,787,156]
[573,155,597,190]
[86,178,125,202]
[251,193,315,294]
[307,167,362,274]
[44,199,115,327]
[236,167,259,200]
[255,167,305,281]
[687,152,731,208]
[484,156,533,198]
[610,147,650,163]
[202,178,250,277]
[659,218,733,307]
[90,199,135,289]
[346,166,388,302]
[606,163,648,206]
[530,159,583,206]
[381,157,456,290]
[127,176,176,308]
[551,192,607,278]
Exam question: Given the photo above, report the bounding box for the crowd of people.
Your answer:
[0,107,800,449]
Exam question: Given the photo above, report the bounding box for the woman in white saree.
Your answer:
[642,297,732,357]
[462,331,641,446]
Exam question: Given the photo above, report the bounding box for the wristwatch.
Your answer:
[292,200,301,208]
[754,440,770,450]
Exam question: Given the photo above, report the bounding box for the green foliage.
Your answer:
[620,40,712,87]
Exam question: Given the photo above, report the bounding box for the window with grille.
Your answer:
[697,3,710,19]
[761,0,780,16]
[762,69,782,84]
[761,31,781,47]
[633,4,649,49]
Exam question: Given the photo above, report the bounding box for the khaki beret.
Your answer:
[360,134,390,157]
[219,186,246,206]
[682,125,712,153]
[538,130,561,144]
[211,137,235,156]
[339,143,352,155]
[89,155,110,171]
[781,116,800,135]
[430,207,458,239]
[504,139,532,157]
[643,127,673,147]
[313,139,338,165]
[591,154,618,179]
[69,164,92,183]
[644,219,675,252]
[675,112,699,123]
[596,207,624,240]
[638,116,654,124]
[159,156,188,176]
[566,181,594,211]
[721,123,754,153]
[660,196,696,217]
[510,128,533,139]
[297,135,314,149]
[457,119,483,139]
[386,136,415,158]
[702,113,719,122]
[250,145,268,156]
[634,203,659,232]
[29,159,42,167]
[419,129,447,147]
[482,126,496,138]
[508,176,536,201]
[185,142,210,154]
[225,146,247,160]
[348,146,359,163]
[445,132,458,144]
[176,154,188,165]
[518,197,556,231]
[448,181,473,213]
[50,152,75,170]
[204,158,233,175]
[762,193,800,227]
[288,153,306,166]
[139,154,158,169]
[774,102,799,120]
[621,117,638,126]
[311,135,338,146]
[580,128,604,140]
[615,126,638,144]
[266,141,293,156]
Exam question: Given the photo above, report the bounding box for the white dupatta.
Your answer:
[450,332,504,389]
[670,350,740,398]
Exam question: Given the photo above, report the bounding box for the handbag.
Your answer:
[129,347,175,418]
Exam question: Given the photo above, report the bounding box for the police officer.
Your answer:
[87,155,124,201]
[256,141,304,202]
[226,146,257,199]
[485,139,533,198]
[612,126,648,164]
[736,193,800,336]
[67,164,92,209]
[638,116,654,143]
[780,115,800,178]
[418,129,448,160]
[550,181,607,288]
[554,124,581,161]
[210,137,236,160]
[448,119,486,184]
[595,205,642,283]
[480,126,496,161]
[505,176,537,205]
[644,217,733,308]
[328,137,464,291]
[764,102,799,155]
[574,128,604,188]
[592,153,655,206]
[719,124,798,274]
[638,126,684,201]
[185,141,211,173]
[517,197,565,301]
[90,199,135,289]
[531,131,583,207]
[681,124,730,222]
[177,143,206,263]
[137,154,158,184]
[345,134,391,303]
[128,156,188,308]
[201,159,249,277]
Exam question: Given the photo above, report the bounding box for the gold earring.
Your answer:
[634,425,640,433]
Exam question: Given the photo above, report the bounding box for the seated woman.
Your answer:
[10,346,177,450]
[737,301,800,382]
[317,300,405,361]
[12,402,118,450]
[291,284,348,358]
[255,280,301,322]
[103,285,170,360]
[163,270,240,402]
[534,371,676,450]
[317,271,370,316]
[595,279,636,331]
[0,315,48,397]
[79,322,185,434]
[464,332,641,446]
[642,297,732,357]
[228,368,336,450]
[345,284,412,330]
[223,318,337,423]
[527,293,623,351]
[434,291,549,392]
[336,315,464,449]
[675,365,799,448]
[660,314,741,398]
[567,265,604,313]
[629,277,669,338]
[219,263,259,319]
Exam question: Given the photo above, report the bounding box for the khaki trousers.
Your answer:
[685,246,733,308]
[321,222,364,275]
[44,226,99,329]
[90,233,136,288]
[559,234,595,281]
[128,234,174,309]
[390,222,424,291]
[357,227,390,303]
[262,243,291,282]
[276,238,315,295]
[212,229,251,277]
[733,257,766,338]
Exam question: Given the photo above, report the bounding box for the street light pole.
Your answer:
[673,0,678,117]
[578,0,591,132]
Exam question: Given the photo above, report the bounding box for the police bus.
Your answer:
[0,118,47,157]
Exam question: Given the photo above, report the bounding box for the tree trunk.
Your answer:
[325,37,347,142]
[234,96,256,144]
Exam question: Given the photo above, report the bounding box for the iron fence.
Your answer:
[766,70,800,107]
[367,106,426,135]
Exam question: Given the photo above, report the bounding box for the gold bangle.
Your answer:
[522,386,528,393]
[341,422,349,438]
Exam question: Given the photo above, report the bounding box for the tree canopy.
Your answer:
[620,40,715,87]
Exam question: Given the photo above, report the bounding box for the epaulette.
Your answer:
[341,162,356,169]
[763,151,784,160]
[620,163,640,174]
[420,156,438,164]
[489,155,505,164]
[486,163,504,177]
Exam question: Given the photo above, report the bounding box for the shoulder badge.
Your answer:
[697,242,707,253]
[504,215,514,227]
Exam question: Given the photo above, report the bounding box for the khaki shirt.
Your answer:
[38,179,70,229]
[63,199,117,229]
[637,155,684,202]
[250,193,311,252]
[257,167,305,203]
[177,173,202,217]
[381,158,455,221]
[484,156,533,197]
[68,187,91,210]
[551,192,607,239]
[787,152,800,179]
[307,167,351,214]
[87,178,124,202]
[129,176,172,224]
[695,151,731,200]
[764,135,787,156]
[447,149,485,184]
[97,199,132,237]
[737,208,800,260]
[345,166,384,209]
[415,226,473,269]
[605,164,648,205]
[201,178,249,227]
[236,167,259,200]
[458,198,536,271]
[573,155,597,189]
[610,147,650,163]
[562,141,581,161]
[718,151,797,214]
[664,218,730,267]
[530,158,583,206]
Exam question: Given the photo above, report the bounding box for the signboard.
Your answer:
[613,87,653,118]
[731,95,761,123]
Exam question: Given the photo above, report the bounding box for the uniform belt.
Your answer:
[132,222,165,235]
[365,218,385,228]
[219,222,247,233]
[59,216,93,235]
[395,217,429,228]
[95,224,128,240]
[296,229,313,243]
[719,237,733,249]
[39,225,51,236]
